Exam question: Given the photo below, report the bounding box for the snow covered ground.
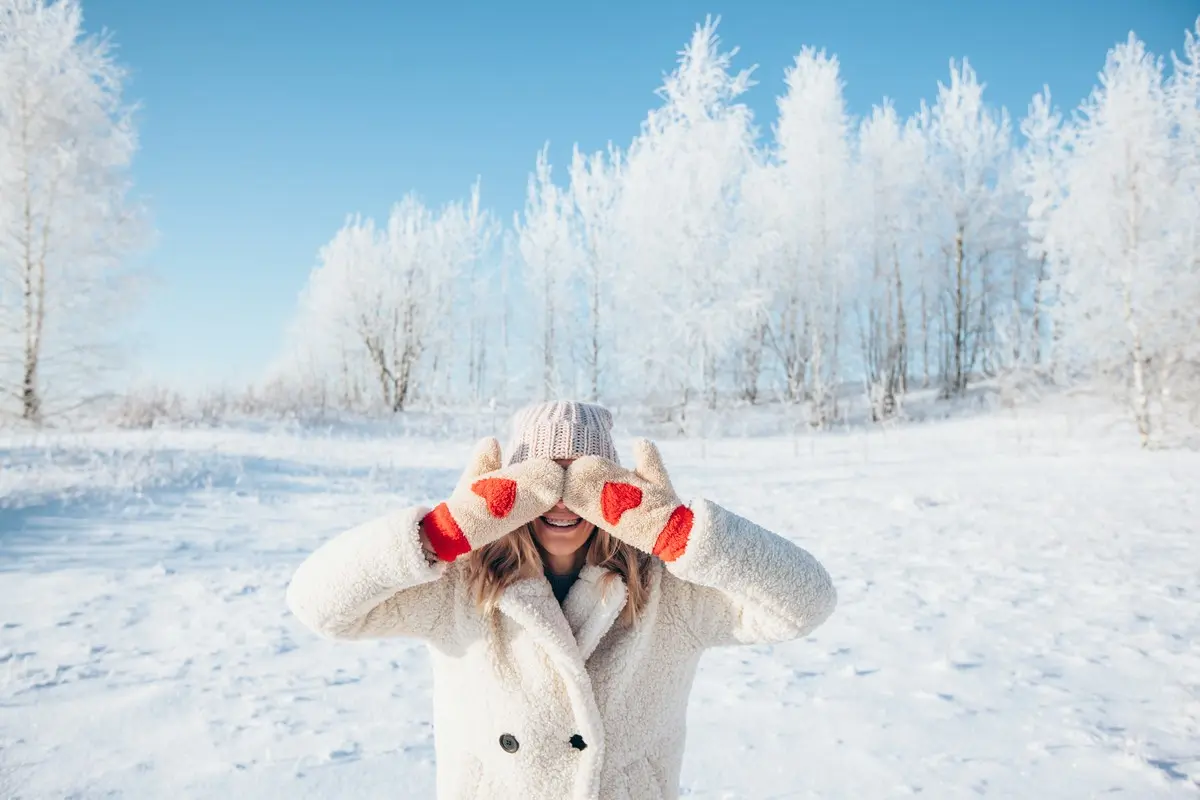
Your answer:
[1,405,1198,798]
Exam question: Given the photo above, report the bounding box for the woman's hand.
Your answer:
[563,439,694,561]
[420,438,564,562]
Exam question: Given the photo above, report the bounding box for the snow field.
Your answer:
[1,410,1197,797]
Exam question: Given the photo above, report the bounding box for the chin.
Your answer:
[531,518,596,556]
[540,537,590,556]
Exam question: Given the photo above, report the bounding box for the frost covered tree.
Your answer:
[855,100,924,418]
[727,157,777,404]
[920,59,1016,396]
[567,143,622,402]
[768,46,854,424]
[1037,30,1196,445]
[284,216,379,408]
[515,145,577,400]
[1018,87,1067,369]
[614,16,759,412]
[1164,20,1200,404]
[279,185,494,412]
[460,185,502,403]
[0,0,144,422]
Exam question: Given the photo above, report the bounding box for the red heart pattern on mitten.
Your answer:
[471,477,518,518]
[601,482,643,525]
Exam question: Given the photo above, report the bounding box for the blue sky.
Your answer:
[86,0,1199,390]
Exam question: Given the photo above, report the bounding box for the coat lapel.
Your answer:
[562,566,627,662]
[497,576,582,667]
[596,559,664,701]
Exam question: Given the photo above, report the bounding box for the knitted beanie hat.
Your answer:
[505,401,619,466]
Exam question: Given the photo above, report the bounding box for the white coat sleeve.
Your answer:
[285,505,457,643]
[665,499,836,648]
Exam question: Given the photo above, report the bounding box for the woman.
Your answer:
[286,401,837,799]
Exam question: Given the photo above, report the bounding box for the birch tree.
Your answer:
[1164,19,1200,411]
[613,16,758,412]
[920,59,1014,396]
[568,143,622,401]
[1039,33,1177,445]
[461,184,502,403]
[515,144,576,400]
[729,157,778,404]
[771,46,854,425]
[0,0,144,422]
[279,189,490,412]
[1018,88,1067,369]
[855,101,924,417]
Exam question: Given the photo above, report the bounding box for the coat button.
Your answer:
[569,734,587,751]
[499,733,519,753]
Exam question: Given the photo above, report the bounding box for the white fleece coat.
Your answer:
[286,498,836,799]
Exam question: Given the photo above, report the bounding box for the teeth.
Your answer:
[542,517,581,528]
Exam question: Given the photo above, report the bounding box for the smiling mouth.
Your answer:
[540,516,583,529]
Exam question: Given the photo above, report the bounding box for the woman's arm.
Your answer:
[287,438,563,643]
[664,499,836,648]
[564,439,836,648]
[286,505,457,642]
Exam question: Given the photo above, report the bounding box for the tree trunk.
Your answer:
[467,296,477,402]
[921,276,930,389]
[765,297,807,404]
[739,320,765,404]
[975,251,990,378]
[20,144,47,423]
[1121,224,1151,446]
[543,268,555,400]
[704,346,718,410]
[892,244,908,397]
[500,253,510,402]
[22,263,44,422]
[831,292,842,422]
[1122,144,1151,447]
[1127,315,1151,448]
[590,268,601,401]
[1032,254,1046,366]
[953,228,967,394]
[809,307,827,428]
[21,343,40,422]
[366,338,393,411]
[940,287,953,397]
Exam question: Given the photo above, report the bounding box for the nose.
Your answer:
[552,499,568,512]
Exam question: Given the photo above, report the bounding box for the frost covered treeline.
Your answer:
[274,17,1200,442]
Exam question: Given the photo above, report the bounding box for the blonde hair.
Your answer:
[465,525,652,626]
